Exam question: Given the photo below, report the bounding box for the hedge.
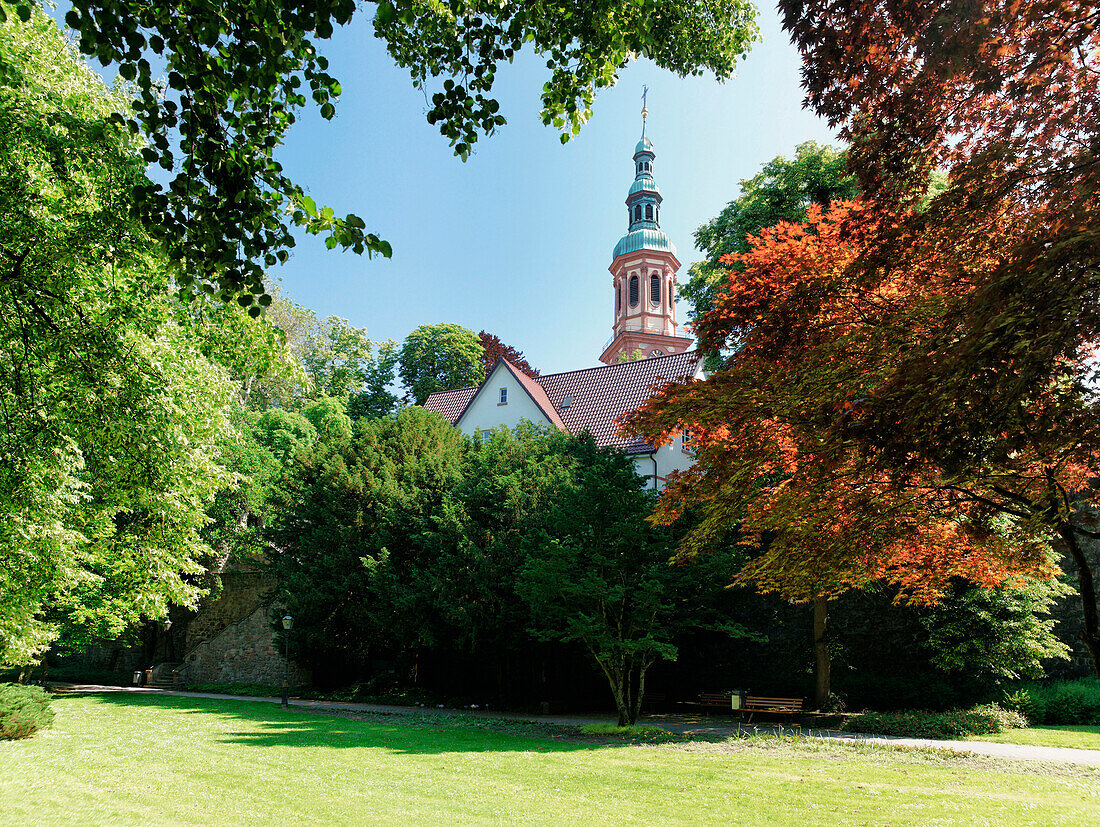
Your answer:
[1001,679,1100,725]
[0,683,54,740]
[842,703,1027,740]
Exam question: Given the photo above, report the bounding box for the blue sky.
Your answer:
[75,4,838,375]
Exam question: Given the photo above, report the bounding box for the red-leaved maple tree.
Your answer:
[478,331,539,378]
[625,0,1100,689]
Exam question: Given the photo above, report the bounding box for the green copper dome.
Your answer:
[613,228,677,259]
[627,178,661,198]
[635,136,654,155]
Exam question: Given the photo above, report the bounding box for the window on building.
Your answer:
[650,272,660,304]
[561,395,572,409]
[645,203,653,220]
[499,388,508,405]
[655,206,659,223]
[633,204,642,222]
[616,285,621,313]
[651,349,663,357]
[629,275,639,307]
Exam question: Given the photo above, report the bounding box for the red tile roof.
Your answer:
[423,351,700,455]
[422,386,477,422]
[502,360,567,430]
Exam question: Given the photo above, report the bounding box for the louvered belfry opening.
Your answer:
[650,273,660,304]
[629,275,639,306]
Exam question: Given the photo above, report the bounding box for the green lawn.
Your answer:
[973,725,1100,752]
[2,694,1098,825]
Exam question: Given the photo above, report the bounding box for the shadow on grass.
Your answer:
[61,691,630,755]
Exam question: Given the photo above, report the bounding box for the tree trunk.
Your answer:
[1060,523,1100,678]
[610,665,630,726]
[812,595,831,710]
[627,663,650,725]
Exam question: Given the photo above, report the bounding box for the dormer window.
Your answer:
[561,395,572,409]
[498,388,508,405]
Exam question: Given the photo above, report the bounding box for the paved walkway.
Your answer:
[51,683,1100,768]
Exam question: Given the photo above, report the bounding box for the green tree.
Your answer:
[921,578,1072,685]
[270,406,466,673]
[0,8,236,665]
[39,0,760,305]
[300,315,399,416]
[682,142,856,328]
[182,295,307,409]
[252,409,318,466]
[399,323,486,405]
[517,437,749,725]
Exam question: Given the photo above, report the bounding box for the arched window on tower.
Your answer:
[651,273,661,305]
[616,283,621,314]
[655,206,659,224]
[629,275,639,307]
[645,203,653,220]
[633,205,642,223]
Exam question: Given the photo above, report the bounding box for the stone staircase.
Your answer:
[145,663,182,690]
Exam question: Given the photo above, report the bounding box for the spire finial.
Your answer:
[641,85,648,136]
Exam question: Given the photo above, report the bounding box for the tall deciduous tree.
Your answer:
[622,201,1062,703]
[0,7,237,665]
[32,0,759,305]
[399,323,486,405]
[682,141,855,325]
[771,0,1100,673]
[478,331,538,379]
[517,437,750,726]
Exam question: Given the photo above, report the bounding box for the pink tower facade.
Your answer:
[599,113,693,365]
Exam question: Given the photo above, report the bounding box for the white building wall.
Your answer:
[455,364,551,436]
[631,434,696,491]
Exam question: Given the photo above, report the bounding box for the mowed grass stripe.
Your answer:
[0,694,1096,825]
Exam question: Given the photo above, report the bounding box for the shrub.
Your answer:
[0,683,54,740]
[842,704,1027,740]
[580,723,682,742]
[184,683,282,698]
[1001,679,1100,725]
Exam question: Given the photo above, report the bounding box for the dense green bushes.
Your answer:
[0,684,54,740]
[1001,679,1100,725]
[842,704,1027,739]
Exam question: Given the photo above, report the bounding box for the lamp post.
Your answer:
[281,615,293,709]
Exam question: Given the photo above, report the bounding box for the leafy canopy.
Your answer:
[0,6,239,665]
[682,141,855,325]
[26,0,759,307]
[399,322,485,405]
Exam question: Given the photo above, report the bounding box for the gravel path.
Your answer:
[52,683,1100,768]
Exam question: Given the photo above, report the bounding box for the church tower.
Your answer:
[599,102,694,365]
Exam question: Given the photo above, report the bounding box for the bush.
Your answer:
[843,704,1027,740]
[1001,679,1100,725]
[0,683,55,740]
[184,683,282,698]
[580,723,682,742]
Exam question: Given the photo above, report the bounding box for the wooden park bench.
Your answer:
[741,696,804,723]
[681,692,736,714]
